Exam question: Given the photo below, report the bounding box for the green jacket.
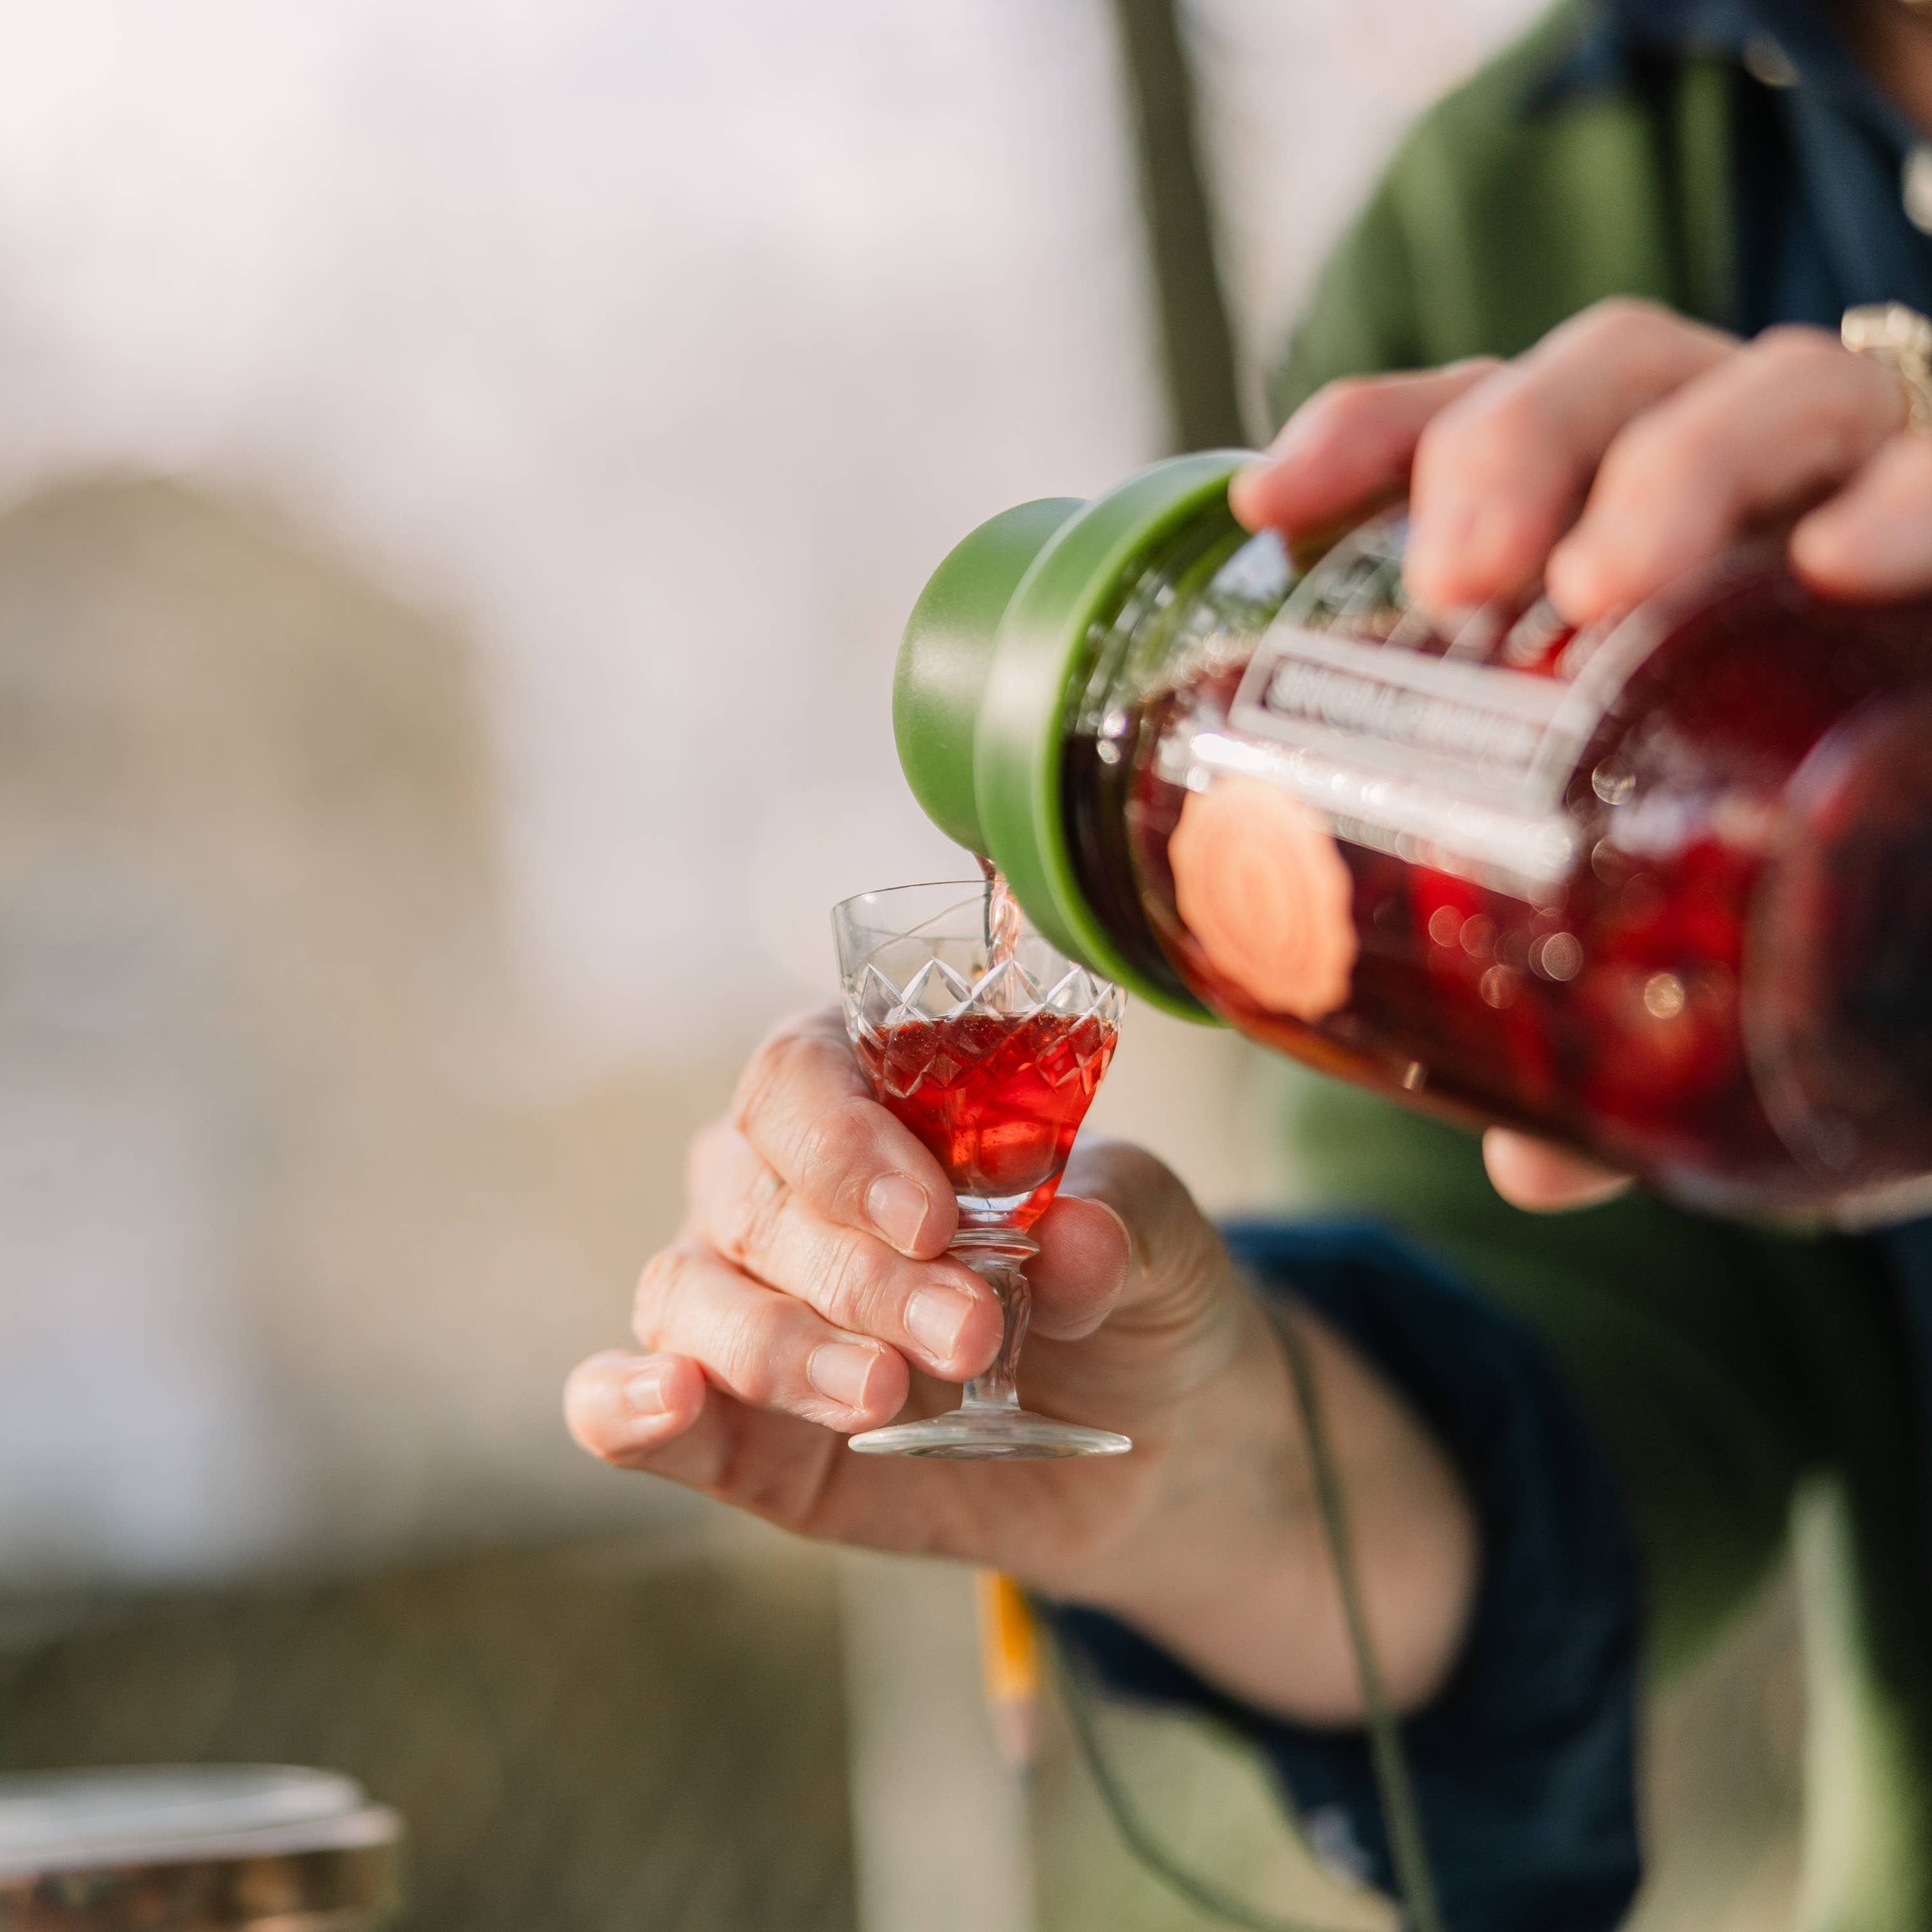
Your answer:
[1271,6,1932,1927]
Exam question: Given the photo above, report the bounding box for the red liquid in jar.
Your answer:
[854,1012,1117,1227]
[1102,559,1932,1207]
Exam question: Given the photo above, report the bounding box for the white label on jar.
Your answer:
[1230,623,1576,816]
[1194,515,1667,898]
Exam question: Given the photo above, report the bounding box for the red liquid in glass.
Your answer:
[854,1012,1118,1228]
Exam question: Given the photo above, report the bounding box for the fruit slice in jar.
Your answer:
[1168,774,1358,1020]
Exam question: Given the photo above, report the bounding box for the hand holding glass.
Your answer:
[833,882,1130,1458]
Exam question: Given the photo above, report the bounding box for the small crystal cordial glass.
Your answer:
[832,879,1131,1458]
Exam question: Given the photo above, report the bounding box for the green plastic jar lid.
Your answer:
[894,450,1252,1017]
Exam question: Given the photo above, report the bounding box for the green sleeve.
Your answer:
[1271,1082,1932,1926]
[1253,0,1870,1682]
[1268,177,1430,424]
[1266,0,1733,425]
[1251,5,1932,1907]
[1269,1077,1906,1678]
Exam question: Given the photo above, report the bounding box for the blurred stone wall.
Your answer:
[0,473,725,1582]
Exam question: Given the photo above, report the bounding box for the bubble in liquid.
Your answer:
[1460,915,1496,959]
[1592,761,1636,805]
[1534,931,1583,982]
[1642,972,1687,1020]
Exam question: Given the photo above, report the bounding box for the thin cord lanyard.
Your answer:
[1053,1298,1448,1932]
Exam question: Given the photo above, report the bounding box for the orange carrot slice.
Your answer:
[1169,775,1356,1020]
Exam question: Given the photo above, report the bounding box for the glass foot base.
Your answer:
[848,1407,1132,1460]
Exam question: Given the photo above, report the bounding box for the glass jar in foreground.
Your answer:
[894,454,1932,1215]
[0,1765,402,1931]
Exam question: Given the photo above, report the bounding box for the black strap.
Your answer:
[1053,1297,1446,1932]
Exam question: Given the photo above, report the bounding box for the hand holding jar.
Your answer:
[892,297,1932,1220]
[1232,298,1932,1211]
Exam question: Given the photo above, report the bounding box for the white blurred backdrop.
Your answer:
[0,0,1542,1582]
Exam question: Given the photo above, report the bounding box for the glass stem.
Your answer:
[953,1237,1036,1412]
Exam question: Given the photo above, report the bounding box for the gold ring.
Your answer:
[1843,301,1932,434]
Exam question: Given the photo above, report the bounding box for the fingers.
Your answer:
[631,1242,910,1432]
[729,1007,956,1257]
[1229,360,1499,537]
[1482,1130,1632,1212]
[1791,428,1932,598]
[1406,299,1734,609]
[1239,303,1924,634]
[1548,324,1908,621]
[688,1120,1001,1378]
[565,1349,710,1463]
[563,1347,854,1528]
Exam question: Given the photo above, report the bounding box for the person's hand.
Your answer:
[1229,297,1932,1210]
[566,1007,1476,1720]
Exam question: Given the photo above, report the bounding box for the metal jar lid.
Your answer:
[0,1765,402,1930]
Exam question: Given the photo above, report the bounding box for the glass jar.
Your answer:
[894,454,1932,1213]
[0,1765,402,1930]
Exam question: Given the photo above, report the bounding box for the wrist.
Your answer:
[1050,1292,1334,1708]
[1045,1283,1480,1725]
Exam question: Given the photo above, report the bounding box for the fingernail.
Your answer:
[867,1174,931,1253]
[623,1365,671,1415]
[808,1342,884,1410]
[906,1283,979,1362]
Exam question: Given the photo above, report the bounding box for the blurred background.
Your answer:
[0,1,1805,1927]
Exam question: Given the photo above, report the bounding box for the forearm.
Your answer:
[1062,1288,1479,1725]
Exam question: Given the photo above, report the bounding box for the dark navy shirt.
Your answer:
[1055,1224,1644,1932]
[1052,6,1932,1929]
[1596,0,1932,327]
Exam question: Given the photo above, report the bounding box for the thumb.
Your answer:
[1029,1140,1228,1342]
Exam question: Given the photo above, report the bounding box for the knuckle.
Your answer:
[1751,323,1838,369]
[743,1170,795,1261]
[795,1095,877,1191]
[1745,329,1885,447]
[817,1230,889,1331]
[1294,373,1398,449]
[713,1303,782,1407]
[720,1165,791,1268]
[1307,373,1379,422]
[1552,297,1707,394]
[631,1245,697,1345]
[1574,295,1675,349]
